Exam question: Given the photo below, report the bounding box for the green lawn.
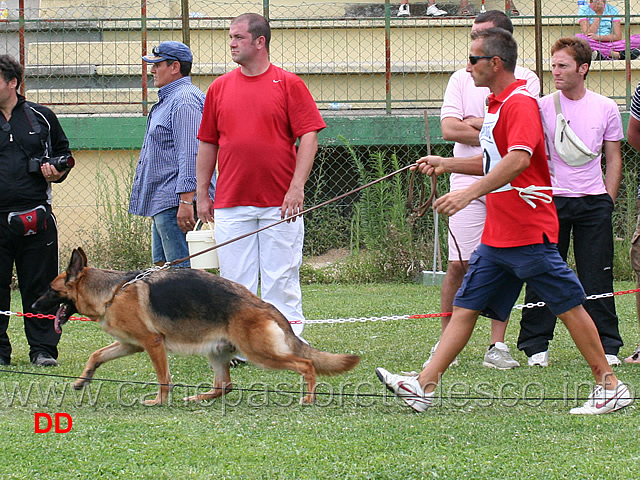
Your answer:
[1,282,639,479]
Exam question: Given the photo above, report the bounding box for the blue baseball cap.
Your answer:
[142,41,193,63]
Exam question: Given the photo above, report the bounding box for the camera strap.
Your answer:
[1,103,50,159]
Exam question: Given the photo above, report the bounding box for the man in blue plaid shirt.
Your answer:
[130,41,215,267]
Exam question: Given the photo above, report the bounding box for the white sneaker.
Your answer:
[527,350,549,367]
[397,4,410,16]
[605,354,622,366]
[569,382,633,415]
[426,4,447,16]
[422,340,459,369]
[624,344,640,364]
[376,367,434,412]
[483,342,520,370]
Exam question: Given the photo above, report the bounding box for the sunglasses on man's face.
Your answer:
[469,55,503,65]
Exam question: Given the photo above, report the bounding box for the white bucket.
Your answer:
[186,220,219,269]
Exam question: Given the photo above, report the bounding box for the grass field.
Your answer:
[1,282,639,479]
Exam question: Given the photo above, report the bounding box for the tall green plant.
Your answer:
[341,141,431,281]
[80,156,152,271]
[303,149,351,257]
[349,147,410,250]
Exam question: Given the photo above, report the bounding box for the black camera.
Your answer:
[28,155,75,175]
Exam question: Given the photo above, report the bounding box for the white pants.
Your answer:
[214,206,305,337]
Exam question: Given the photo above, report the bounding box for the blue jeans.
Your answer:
[151,207,190,267]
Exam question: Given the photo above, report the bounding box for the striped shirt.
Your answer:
[630,82,640,122]
[129,76,215,217]
[631,82,640,198]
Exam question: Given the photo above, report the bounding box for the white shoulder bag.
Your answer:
[553,92,600,167]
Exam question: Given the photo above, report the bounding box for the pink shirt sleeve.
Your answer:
[440,69,467,122]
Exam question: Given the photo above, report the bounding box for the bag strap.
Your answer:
[23,103,42,135]
[1,103,50,159]
[24,103,52,157]
[553,91,563,117]
[553,91,602,160]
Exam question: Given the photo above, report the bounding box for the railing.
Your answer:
[2,0,640,113]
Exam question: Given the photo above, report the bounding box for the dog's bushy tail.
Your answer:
[303,346,360,376]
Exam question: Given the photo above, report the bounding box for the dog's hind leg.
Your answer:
[250,353,317,405]
[73,341,143,390]
[233,321,318,404]
[184,352,233,402]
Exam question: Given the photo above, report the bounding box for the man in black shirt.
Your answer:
[0,54,73,366]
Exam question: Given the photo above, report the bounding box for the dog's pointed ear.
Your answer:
[66,248,88,282]
[76,247,88,266]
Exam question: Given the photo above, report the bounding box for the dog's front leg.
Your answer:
[142,336,172,406]
[74,341,143,390]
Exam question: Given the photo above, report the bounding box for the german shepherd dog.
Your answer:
[33,248,360,405]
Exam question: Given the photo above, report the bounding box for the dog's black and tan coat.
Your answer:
[33,248,360,405]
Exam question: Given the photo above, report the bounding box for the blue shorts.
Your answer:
[453,242,586,321]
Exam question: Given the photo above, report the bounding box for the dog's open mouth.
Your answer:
[54,303,74,334]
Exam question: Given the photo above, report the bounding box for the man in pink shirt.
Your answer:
[424,10,539,371]
[518,37,623,367]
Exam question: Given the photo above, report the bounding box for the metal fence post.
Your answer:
[181,0,190,46]
[263,0,269,21]
[141,0,148,116]
[18,0,25,95]
[384,0,391,114]
[534,0,543,97]
[625,0,631,108]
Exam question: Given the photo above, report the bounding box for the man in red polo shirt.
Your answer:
[376,28,631,415]
[196,13,326,345]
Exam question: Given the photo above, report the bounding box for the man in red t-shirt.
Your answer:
[376,28,631,415]
[196,13,326,342]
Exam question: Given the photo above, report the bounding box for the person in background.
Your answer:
[425,10,538,371]
[624,80,640,364]
[129,41,215,268]
[458,0,520,16]
[577,0,640,60]
[400,0,519,17]
[196,14,326,342]
[0,54,73,366]
[398,0,447,17]
[505,0,519,16]
[518,37,623,368]
[458,0,473,16]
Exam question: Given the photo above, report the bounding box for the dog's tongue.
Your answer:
[54,305,67,334]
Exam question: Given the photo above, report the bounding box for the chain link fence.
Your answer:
[1,0,640,277]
